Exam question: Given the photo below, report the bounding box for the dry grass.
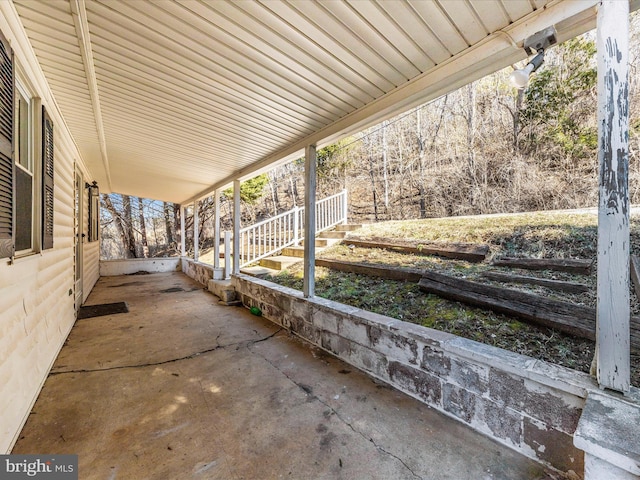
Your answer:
[264,210,640,387]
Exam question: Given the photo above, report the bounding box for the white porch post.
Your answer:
[233,180,241,275]
[180,205,186,257]
[193,201,199,262]
[293,206,300,246]
[595,0,630,393]
[213,190,220,269]
[303,144,317,298]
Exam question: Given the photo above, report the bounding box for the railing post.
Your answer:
[342,189,348,225]
[224,231,231,280]
[293,206,300,246]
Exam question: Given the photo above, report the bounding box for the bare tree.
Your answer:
[138,197,148,258]
[164,202,174,246]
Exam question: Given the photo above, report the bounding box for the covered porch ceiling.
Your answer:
[10,0,628,204]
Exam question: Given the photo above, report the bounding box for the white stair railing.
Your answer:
[314,190,348,233]
[235,189,347,268]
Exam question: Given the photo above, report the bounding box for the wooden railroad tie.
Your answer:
[491,257,593,275]
[417,270,640,353]
[343,238,489,263]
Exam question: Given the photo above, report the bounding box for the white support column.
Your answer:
[303,144,317,298]
[233,180,241,275]
[595,0,630,393]
[193,201,199,262]
[180,205,186,257]
[214,190,220,269]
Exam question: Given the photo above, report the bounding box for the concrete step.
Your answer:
[306,237,343,247]
[240,265,279,278]
[245,225,359,273]
[316,239,330,247]
[300,238,331,247]
[282,246,305,258]
[319,230,347,239]
[282,245,331,257]
[334,224,363,232]
[260,255,302,271]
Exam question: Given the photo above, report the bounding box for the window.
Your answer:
[0,28,54,260]
[15,83,35,253]
[87,181,99,242]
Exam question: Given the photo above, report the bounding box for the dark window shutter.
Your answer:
[0,30,14,259]
[42,107,54,249]
[15,167,32,250]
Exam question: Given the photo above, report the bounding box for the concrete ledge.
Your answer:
[232,273,598,475]
[181,258,225,286]
[100,258,180,276]
[574,391,640,479]
[208,279,237,304]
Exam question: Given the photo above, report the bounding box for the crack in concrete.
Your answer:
[50,328,283,375]
[249,343,424,480]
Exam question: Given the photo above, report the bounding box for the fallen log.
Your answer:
[417,270,640,353]
[481,271,590,294]
[343,238,489,263]
[492,257,593,275]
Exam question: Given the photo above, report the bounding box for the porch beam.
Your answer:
[303,145,317,298]
[193,201,199,262]
[233,180,241,275]
[595,0,630,392]
[69,0,112,190]
[213,190,220,269]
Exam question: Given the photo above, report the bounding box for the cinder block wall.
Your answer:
[233,273,597,475]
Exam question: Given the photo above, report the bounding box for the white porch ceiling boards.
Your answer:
[11,0,611,204]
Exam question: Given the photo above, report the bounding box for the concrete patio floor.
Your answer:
[13,272,557,479]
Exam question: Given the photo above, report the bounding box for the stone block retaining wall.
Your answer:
[181,258,215,286]
[233,273,596,475]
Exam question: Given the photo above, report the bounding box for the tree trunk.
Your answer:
[269,172,280,214]
[102,194,128,258]
[198,200,207,243]
[287,164,300,206]
[466,83,477,206]
[366,137,379,221]
[417,107,427,219]
[513,88,524,154]
[122,195,137,258]
[382,120,389,211]
[138,197,148,258]
[164,202,174,246]
[174,204,181,253]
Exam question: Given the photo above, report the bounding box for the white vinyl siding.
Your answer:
[0,8,99,453]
